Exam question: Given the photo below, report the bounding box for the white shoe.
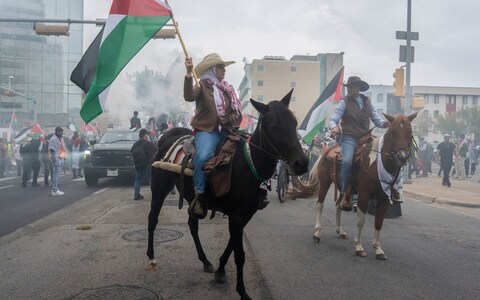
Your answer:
[51,190,65,196]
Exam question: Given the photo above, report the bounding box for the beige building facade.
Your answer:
[238,53,344,122]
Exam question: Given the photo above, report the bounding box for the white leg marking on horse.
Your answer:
[335,206,347,239]
[372,229,387,259]
[354,211,366,254]
[313,202,324,242]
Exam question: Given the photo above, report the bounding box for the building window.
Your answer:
[447,95,456,104]
[291,96,296,102]
[257,80,263,87]
[434,95,440,104]
[377,93,383,102]
[434,110,439,118]
[291,81,296,88]
[474,96,478,105]
[423,110,429,117]
[257,95,264,102]
[257,64,264,72]
[463,95,468,105]
[291,66,296,72]
[424,95,429,103]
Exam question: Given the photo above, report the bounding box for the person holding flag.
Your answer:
[184,53,242,219]
[328,76,393,211]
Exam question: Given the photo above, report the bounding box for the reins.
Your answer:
[224,114,284,182]
[224,114,282,161]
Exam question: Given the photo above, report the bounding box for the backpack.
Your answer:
[131,140,147,169]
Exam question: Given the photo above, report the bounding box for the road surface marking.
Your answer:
[0,185,15,190]
[94,188,109,195]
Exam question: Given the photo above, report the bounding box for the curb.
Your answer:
[403,190,480,209]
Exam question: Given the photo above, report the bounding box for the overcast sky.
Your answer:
[82,0,479,122]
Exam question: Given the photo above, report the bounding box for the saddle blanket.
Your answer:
[152,135,194,176]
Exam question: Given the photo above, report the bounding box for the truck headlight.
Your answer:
[84,150,91,160]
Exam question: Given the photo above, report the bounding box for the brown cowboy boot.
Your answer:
[188,193,208,219]
[339,192,353,212]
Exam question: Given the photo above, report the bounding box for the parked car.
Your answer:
[83,130,139,186]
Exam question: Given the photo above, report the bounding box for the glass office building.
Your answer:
[0,0,84,130]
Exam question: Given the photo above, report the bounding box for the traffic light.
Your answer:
[34,23,70,36]
[393,68,405,97]
[153,28,176,39]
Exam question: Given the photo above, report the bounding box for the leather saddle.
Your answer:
[326,134,374,163]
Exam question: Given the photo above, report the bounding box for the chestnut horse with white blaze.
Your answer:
[290,112,417,259]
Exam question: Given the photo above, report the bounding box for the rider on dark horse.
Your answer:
[328,76,403,211]
[184,53,242,219]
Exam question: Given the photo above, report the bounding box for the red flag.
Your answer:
[150,120,156,138]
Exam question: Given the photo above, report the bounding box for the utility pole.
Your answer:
[405,0,412,115]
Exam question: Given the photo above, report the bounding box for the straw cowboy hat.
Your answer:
[343,76,370,92]
[194,53,235,77]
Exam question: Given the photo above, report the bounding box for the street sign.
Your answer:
[399,45,415,63]
[396,31,419,41]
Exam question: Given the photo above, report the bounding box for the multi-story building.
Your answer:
[369,84,480,140]
[0,0,84,137]
[238,53,344,121]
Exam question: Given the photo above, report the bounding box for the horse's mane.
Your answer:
[266,100,298,125]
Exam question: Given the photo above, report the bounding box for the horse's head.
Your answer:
[250,89,309,175]
[383,112,418,167]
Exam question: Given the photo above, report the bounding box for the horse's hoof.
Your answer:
[203,264,214,273]
[148,260,158,271]
[376,253,388,260]
[313,236,320,243]
[339,233,347,239]
[215,271,227,283]
[355,250,367,257]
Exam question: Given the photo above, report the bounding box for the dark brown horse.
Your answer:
[147,90,308,300]
[290,112,417,259]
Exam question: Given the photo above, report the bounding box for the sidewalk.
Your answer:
[403,172,480,208]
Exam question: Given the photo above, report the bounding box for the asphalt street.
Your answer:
[1,175,479,299]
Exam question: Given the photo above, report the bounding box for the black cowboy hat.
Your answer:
[343,76,369,92]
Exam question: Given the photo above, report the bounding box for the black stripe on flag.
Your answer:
[70,26,105,94]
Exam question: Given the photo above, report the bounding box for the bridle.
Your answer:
[226,113,284,161]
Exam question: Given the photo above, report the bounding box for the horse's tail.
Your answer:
[288,155,322,199]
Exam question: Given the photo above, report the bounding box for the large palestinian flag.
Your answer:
[298,67,344,145]
[79,0,173,123]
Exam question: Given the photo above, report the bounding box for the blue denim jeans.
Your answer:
[340,135,358,193]
[134,167,149,198]
[193,131,225,194]
[51,158,63,192]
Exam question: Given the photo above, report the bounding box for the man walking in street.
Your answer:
[20,134,41,187]
[437,134,455,187]
[49,127,65,196]
[130,128,155,200]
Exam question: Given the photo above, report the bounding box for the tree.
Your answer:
[456,107,480,141]
[126,66,182,120]
[435,113,464,136]
[413,114,430,137]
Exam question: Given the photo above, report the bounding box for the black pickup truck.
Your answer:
[83,130,139,186]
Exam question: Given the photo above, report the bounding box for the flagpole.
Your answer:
[164,0,199,86]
